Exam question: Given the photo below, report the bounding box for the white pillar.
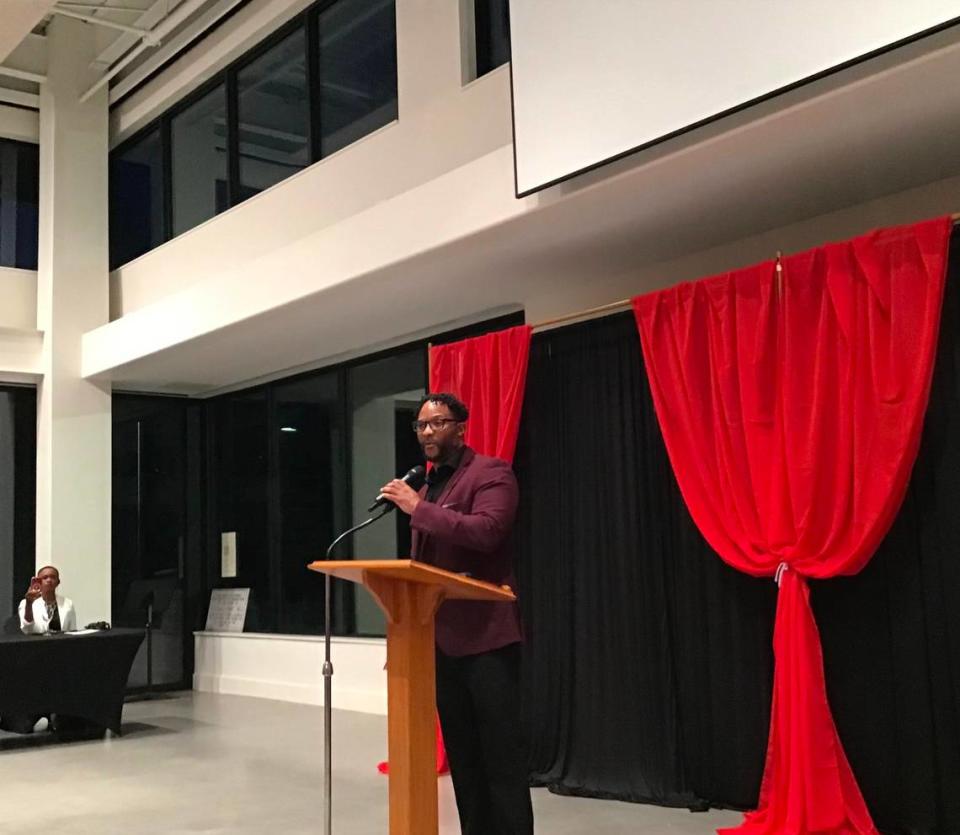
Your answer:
[35,16,112,622]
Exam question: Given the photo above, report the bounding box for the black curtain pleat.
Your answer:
[514,229,960,835]
[514,313,775,811]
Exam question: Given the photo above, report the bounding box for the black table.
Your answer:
[0,628,144,734]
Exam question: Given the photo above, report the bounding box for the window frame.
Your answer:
[108,0,399,268]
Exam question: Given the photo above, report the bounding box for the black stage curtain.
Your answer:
[513,230,960,834]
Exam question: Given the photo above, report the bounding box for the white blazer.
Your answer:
[18,596,77,634]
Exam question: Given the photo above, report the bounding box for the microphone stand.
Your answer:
[146,597,154,695]
[322,507,391,835]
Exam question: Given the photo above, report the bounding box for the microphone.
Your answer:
[368,465,426,512]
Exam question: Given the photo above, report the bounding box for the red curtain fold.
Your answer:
[429,324,533,464]
[632,217,952,835]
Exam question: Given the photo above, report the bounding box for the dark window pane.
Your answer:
[112,395,190,689]
[171,84,228,236]
[0,139,39,270]
[475,0,511,77]
[109,127,164,268]
[0,386,36,619]
[348,349,425,636]
[318,0,398,157]
[275,373,344,634]
[237,27,310,199]
[211,390,271,630]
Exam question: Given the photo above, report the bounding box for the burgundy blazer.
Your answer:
[410,447,523,657]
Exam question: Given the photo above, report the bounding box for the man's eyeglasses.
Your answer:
[412,418,462,434]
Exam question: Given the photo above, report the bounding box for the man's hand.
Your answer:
[379,479,421,516]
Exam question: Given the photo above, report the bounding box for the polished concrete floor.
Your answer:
[0,692,742,834]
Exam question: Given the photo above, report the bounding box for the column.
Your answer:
[35,16,112,622]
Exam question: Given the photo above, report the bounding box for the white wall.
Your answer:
[194,631,388,714]
[524,174,960,328]
[0,267,37,331]
[0,323,42,381]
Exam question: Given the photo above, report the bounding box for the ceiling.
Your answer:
[0,0,242,108]
[0,1,56,64]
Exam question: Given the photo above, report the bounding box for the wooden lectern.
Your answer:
[306,558,516,835]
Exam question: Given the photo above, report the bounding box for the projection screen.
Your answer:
[508,1,960,196]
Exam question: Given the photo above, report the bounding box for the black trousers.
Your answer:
[436,642,534,835]
[0,713,41,734]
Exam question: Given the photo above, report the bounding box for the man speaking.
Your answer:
[379,392,534,835]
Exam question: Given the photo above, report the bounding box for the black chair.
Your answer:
[117,578,181,691]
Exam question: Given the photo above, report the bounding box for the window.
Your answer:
[275,372,345,634]
[112,395,198,690]
[347,349,425,635]
[210,389,271,630]
[237,27,310,200]
[108,0,399,265]
[475,0,511,78]
[317,0,398,156]
[193,313,521,637]
[200,355,423,639]
[0,139,39,270]
[109,127,164,268]
[171,83,229,236]
[0,386,36,619]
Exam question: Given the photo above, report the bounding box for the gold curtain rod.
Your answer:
[531,213,960,333]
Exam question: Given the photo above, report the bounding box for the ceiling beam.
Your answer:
[89,0,186,72]
[0,88,41,109]
[82,0,224,103]
[52,4,160,43]
[0,66,45,84]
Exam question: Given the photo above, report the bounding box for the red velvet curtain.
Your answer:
[429,325,533,463]
[632,217,952,835]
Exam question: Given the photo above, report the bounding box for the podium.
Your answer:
[306,559,516,835]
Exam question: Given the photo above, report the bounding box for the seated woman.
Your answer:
[19,566,77,634]
[1,567,79,735]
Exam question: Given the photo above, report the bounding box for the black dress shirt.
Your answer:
[425,447,465,503]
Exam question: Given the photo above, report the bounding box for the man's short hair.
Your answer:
[418,393,469,422]
[37,565,59,580]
